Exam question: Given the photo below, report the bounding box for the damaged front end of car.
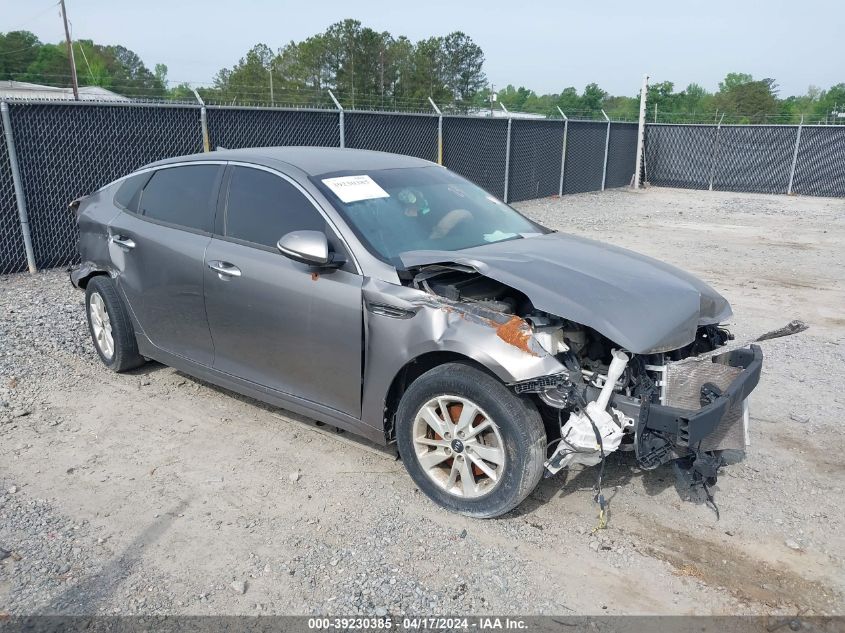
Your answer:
[394,246,763,490]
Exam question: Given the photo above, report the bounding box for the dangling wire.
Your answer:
[573,392,609,532]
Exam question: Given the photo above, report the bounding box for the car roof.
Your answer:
[147,146,435,177]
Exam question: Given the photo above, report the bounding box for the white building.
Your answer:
[0,80,129,102]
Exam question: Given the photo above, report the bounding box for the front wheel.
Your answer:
[395,363,546,518]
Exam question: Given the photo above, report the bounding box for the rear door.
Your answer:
[203,165,364,417]
[109,163,223,366]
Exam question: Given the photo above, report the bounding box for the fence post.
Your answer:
[192,89,210,153]
[787,114,804,195]
[634,74,648,189]
[501,103,512,203]
[556,106,568,196]
[428,97,443,165]
[708,112,725,191]
[1,101,37,274]
[601,109,611,191]
[328,90,344,148]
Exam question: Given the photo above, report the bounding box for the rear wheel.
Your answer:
[396,363,546,518]
[85,276,144,372]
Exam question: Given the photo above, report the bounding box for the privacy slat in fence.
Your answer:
[345,112,437,161]
[205,107,340,150]
[605,123,638,189]
[442,117,509,200]
[507,119,564,203]
[562,121,607,194]
[791,126,845,198]
[712,126,798,194]
[0,111,26,275]
[644,124,717,190]
[644,123,845,198]
[8,103,204,270]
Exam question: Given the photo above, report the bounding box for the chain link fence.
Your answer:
[442,116,509,200]
[507,119,564,203]
[0,110,26,275]
[7,102,205,270]
[645,123,845,197]
[0,100,644,275]
[345,112,438,161]
[206,107,340,149]
[791,126,845,198]
[562,121,607,194]
[605,123,638,189]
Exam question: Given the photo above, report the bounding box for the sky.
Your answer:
[3,0,842,97]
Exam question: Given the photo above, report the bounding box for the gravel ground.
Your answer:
[1,186,843,616]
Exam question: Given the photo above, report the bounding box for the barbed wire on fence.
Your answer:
[3,72,646,120]
[6,70,844,124]
[650,110,843,126]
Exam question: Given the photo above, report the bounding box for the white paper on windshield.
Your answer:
[484,230,517,243]
[322,175,390,203]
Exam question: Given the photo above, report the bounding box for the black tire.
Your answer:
[84,276,144,372]
[396,362,546,518]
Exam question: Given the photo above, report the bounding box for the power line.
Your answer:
[3,1,61,33]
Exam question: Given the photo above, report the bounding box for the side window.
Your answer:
[225,167,325,248]
[139,165,219,232]
[114,172,150,213]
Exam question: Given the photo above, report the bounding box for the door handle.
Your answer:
[207,260,242,278]
[109,235,136,249]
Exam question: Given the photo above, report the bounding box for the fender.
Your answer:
[359,277,566,429]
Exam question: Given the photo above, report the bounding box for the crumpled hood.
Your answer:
[399,232,732,354]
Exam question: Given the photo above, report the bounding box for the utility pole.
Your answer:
[60,0,80,100]
[634,74,649,189]
[490,83,495,117]
[269,64,274,106]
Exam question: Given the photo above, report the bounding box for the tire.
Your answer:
[396,362,546,518]
[84,276,144,372]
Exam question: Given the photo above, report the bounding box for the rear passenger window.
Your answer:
[139,165,219,232]
[225,167,325,248]
[114,172,150,213]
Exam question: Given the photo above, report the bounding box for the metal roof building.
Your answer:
[0,80,129,101]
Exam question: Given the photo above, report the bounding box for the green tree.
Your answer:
[714,73,779,123]
[210,21,486,110]
[811,83,845,123]
[497,85,533,111]
[0,30,41,79]
[554,87,582,116]
[213,43,274,103]
[20,43,72,86]
[580,83,608,117]
[440,31,486,105]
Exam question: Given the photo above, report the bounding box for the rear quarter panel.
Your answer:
[75,184,122,279]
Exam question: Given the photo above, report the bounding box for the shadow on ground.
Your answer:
[42,499,189,615]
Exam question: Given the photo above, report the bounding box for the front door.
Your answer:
[203,166,363,417]
[109,163,223,366]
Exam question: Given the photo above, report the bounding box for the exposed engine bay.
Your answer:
[405,264,761,498]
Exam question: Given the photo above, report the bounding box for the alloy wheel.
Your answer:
[412,395,506,498]
[89,291,114,360]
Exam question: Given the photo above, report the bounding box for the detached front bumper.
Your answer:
[631,344,763,468]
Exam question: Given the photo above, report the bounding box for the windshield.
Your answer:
[313,166,547,263]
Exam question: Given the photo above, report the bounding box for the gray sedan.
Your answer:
[71,147,762,517]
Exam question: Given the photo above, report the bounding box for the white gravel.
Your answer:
[1,186,843,616]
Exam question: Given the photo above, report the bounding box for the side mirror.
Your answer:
[276,230,344,268]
